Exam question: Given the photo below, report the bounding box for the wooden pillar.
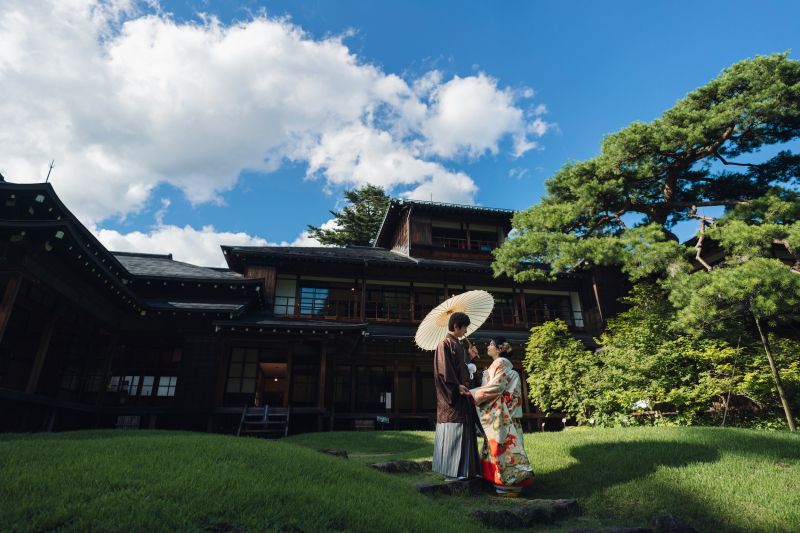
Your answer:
[215,340,230,408]
[361,262,368,321]
[283,342,293,408]
[519,288,529,330]
[350,362,357,414]
[0,274,22,346]
[25,317,56,394]
[520,368,531,415]
[317,339,328,431]
[465,222,471,250]
[520,367,531,431]
[411,362,417,414]
[393,358,399,430]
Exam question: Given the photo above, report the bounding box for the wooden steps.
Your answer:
[237,405,290,439]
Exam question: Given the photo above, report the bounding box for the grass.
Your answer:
[286,427,800,533]
[0,430,479,533]
[1,427,799,533]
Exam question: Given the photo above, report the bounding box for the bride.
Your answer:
[470,336,533,497]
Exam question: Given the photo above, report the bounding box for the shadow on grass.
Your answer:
[525,430,800,533]
[526,440,720,500]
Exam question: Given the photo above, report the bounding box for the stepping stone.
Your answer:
[526,498,580,519]
[603,527,655,533]
[316,448,348,459]
[369,461,399,473]
[513,505,552,525]
[413,482,451,495]
[445,478,488,494]
[418,460,433,470]
[470,510,525,529]
[369,460,422,473]
[651,514,697,533]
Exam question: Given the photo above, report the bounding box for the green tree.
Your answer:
[591,285,737,418]
[666,257,800,431]
[524,286,743,423]
[493,52,800,282]
[499,53,800,431]
[524,319,597,421]
[307,184,390,246]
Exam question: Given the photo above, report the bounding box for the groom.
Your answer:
[432,311,481,480]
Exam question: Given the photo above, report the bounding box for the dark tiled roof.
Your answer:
[213,314,368,330]
[391,198,515,214]
[225,246,415,265]
[365,325,530,343]
[112,252,244,280]
[223,245,548,273]
[141,298,250,312]
[365,325,596,347]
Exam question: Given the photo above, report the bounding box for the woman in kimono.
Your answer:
[470,336,533,497]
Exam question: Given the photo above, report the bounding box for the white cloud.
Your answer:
[92,210,338,266]
[420,74,546,160]
[508,167,530,180]
[93,224,270,267]
[0,0,552,228]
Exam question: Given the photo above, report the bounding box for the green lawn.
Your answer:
[288,427,800,533]
[1,427,799,533]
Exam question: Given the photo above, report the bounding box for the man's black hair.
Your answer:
[448,311,470,332]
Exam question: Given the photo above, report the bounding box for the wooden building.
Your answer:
[0,182,628,434]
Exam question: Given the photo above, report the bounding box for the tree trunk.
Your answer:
[754,317,797,432]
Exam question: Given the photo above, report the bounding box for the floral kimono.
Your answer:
[470,357,533,490]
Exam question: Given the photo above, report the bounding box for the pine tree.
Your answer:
[495,52,800,431]
[493,52,800,283]
[307,184,390,247]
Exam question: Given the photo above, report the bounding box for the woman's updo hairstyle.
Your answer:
[491,335,513,355]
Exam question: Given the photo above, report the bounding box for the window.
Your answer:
[226,348,259,394]
[527,295,574,325]
[121,376,140,395]
[108,376,121,392]
[140,376,155,396]
[290,364,318,405]
[382,287,409,320]
[356,366,389,412]
[299,285,329,315]
[157,376,177,396]
[82,350,107,393]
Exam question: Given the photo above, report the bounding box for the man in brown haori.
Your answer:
[432,311,482,480]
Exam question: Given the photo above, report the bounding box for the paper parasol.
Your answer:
[414,290,495,350]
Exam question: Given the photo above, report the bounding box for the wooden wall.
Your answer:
[390,210,409,255]
[245,265,277,306]
[587,266,629,334]
[409,214,432,246]
[174,335,221,410]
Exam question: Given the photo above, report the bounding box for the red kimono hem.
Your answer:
[480,459,532,487]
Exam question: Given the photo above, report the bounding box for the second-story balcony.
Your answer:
[273,297,584,330]
[432,237,498,251]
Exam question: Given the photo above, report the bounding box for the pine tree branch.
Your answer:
[713,151,766,168]
[695,222,713,272]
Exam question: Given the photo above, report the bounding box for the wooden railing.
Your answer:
[432,237,498,251]
[273,297,584,329]
[273,297,361,321]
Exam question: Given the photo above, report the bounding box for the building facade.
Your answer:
[0,181,628,434]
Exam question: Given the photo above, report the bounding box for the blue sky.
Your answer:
[1,1,798,265]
